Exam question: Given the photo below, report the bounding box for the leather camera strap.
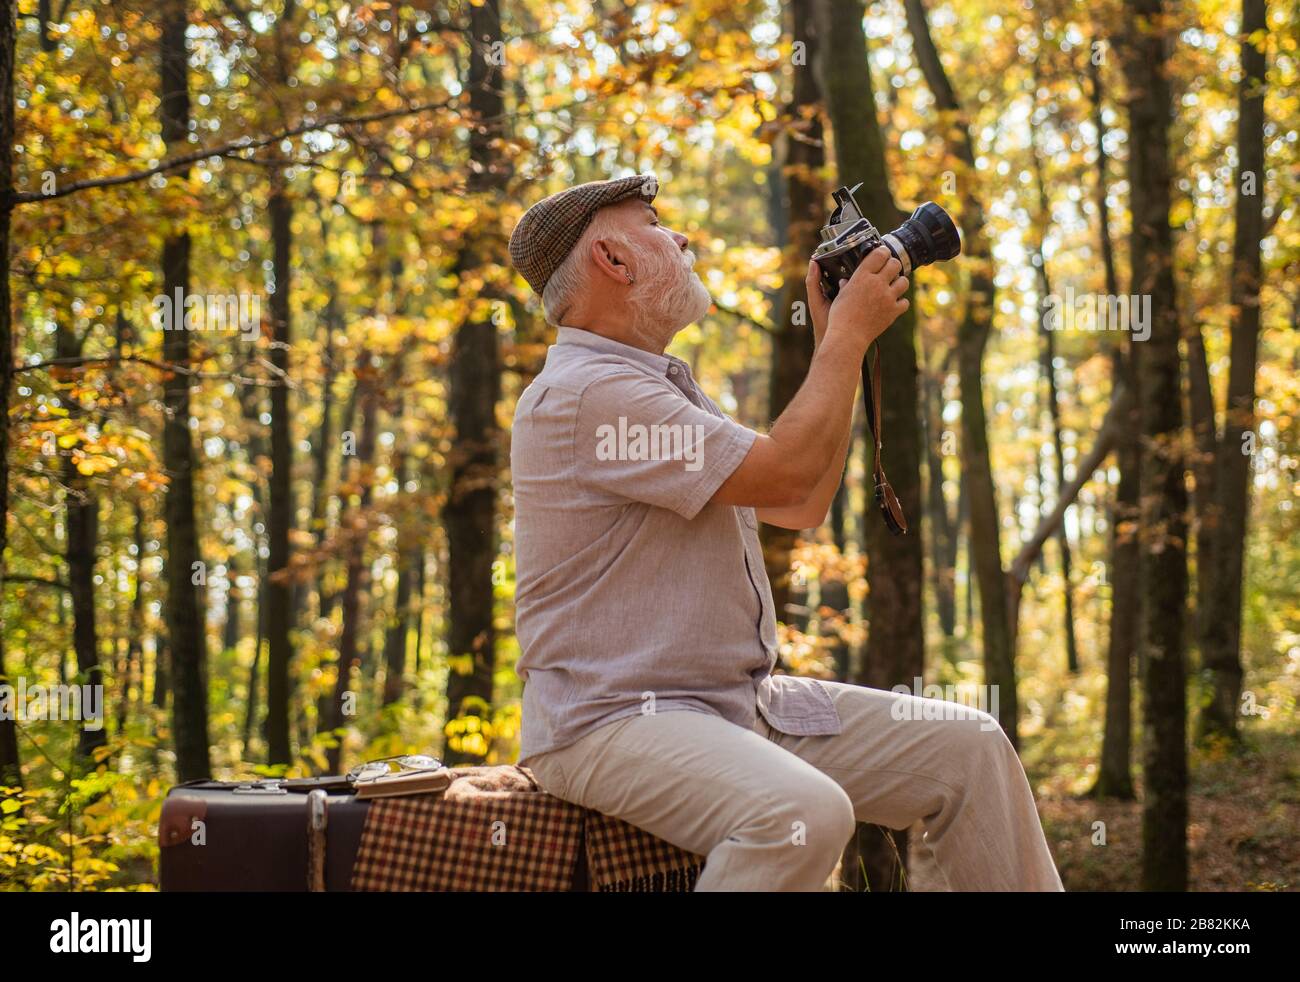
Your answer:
[861,341,909,536]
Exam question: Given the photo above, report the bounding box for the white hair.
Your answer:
[541,206,632,327]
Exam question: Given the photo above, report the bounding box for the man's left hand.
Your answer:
[805,259,832,348]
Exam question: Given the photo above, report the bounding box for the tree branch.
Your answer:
[2,574,70,592]
[13,99,456,205]
[712,302,776,334]
[12,353,289,388]
[1008,382,1131,586]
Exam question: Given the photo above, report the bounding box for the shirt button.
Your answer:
[668,365,679,375]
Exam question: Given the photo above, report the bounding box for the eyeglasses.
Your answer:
[347,754,445,783]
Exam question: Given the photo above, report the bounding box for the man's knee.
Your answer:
[758,773,856,860]
[929,707,1022,788]
[968,710,1017,758]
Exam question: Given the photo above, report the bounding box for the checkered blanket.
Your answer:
[349,765,704,891]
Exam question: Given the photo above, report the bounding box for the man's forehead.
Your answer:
[617,197,656,215]
[602,197,657,223]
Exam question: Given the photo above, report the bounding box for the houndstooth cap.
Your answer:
[508,173,660,296]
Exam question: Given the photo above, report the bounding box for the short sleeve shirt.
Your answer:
[510,325,842,767]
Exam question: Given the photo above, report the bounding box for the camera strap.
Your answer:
[862,341,909,536]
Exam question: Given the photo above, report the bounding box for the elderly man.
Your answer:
[506,173,1063,892]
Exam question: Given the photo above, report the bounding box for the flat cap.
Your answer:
[508,173,659,296]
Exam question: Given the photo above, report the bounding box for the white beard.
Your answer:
[627,243,712,350]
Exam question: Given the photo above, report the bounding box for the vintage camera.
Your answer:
[810,184,961,538]
[812,184,961,300]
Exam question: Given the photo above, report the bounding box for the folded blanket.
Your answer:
[584,809,704,892]
[350,764,704,892]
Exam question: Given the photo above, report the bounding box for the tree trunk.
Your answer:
[242,584,261,752]
[1093,362,1140,800]
[51,314,107,761]
[412,550,427,676]
[1187,323,1216,650]
[1087,41,1139,801]
[63,456,106,759]
[958,480,972,634]
[1120,0,1189,891]
[904,0,1017,746]
[1028,89,1079,673]
[922,355,957,637]
[830,474,848,552]
[382,389,416,707]
[264,174,295,765]
[311,199,340,621]
[123,502,146,731]
[321,380,361,623]
[382,548,415,706]
[761,0,824,622]
[152,631,169,708]
[237,341,268,752]
[817,0,925,892]
[222,541,241,655]
[325,364,378,773]
[160,0,210,780]
[1198,0,1266,745]
[381,247,418,708]
[443,0,509,766]
[262,0,300,767]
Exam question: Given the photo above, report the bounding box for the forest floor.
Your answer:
[898,725,1299,892]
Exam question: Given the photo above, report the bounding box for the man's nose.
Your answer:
[671,230,689,251]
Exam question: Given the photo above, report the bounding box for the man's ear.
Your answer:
[589,237,633,285]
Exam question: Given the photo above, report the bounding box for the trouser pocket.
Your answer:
[525,751,570,800]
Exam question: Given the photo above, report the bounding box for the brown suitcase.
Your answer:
[157,777,594,891]
[158,779,373,891]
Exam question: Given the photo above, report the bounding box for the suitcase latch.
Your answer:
[232,781,287,795]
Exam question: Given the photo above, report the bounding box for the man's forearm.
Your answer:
[805,404,854,516]
[711,251,905,512]
[803,324,856,510]
[765,331,865,492]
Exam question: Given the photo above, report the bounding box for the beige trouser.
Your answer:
[525,679,1064,891]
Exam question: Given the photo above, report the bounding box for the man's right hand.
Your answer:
[826,245,910,353]
[709,245,912,518]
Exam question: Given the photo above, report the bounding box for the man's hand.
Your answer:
[805,259,832,348]
[806,247,908,351]
[710,245,910,516]
[826,246,909,352]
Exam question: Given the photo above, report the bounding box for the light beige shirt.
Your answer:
[510,326,843,767]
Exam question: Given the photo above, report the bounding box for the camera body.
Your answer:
[809,184,961,538]
[812,184,962,300]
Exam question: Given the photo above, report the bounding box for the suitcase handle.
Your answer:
[308,789,328,892]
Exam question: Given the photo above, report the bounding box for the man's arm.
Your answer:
[757,273,856,529]
[756,408,853,529]
[710,248,906,512]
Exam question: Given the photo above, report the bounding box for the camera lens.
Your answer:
[885,202,962,272]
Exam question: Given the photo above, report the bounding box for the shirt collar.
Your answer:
[554,325,690,379]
